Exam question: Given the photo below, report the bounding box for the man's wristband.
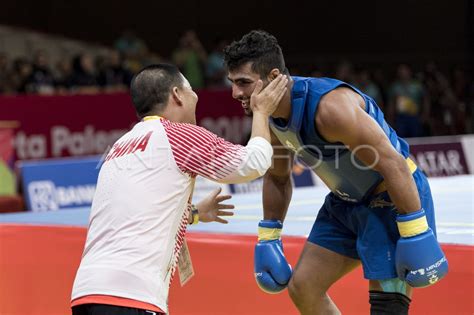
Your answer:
[189,204,199,225]
[396,209,429,238]
[258,219,282,241]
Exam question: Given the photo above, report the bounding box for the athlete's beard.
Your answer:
[239,98,252,116]
[241,80,271,117]
[243,107,253,117]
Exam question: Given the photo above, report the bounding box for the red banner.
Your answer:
[0,89,248,161]
[0,128,14,164]
[0,127,15,194]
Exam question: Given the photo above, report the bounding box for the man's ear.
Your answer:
[171,86,183,106]
[267,68,281,82]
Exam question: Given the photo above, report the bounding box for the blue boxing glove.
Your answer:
[396,209,448,287]
[254,220,292,294]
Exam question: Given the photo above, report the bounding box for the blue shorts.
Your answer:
[308,169,436,280]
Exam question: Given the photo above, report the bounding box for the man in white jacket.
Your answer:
[71,63,288,315]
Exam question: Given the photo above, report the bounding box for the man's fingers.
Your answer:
[216,195,232,202]
[277,75,288,90]
[265,74,287,97]
[263,74,283,93]
[218,204,235,210]
[215,217,228,224]
[217,210,234,216]
[211,187,222,197]
[272,75,288,97]
[252,80,264,96]
[275,86,288,103]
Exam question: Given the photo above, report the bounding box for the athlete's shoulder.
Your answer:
[317,88,353,122]
[316,87,364,142]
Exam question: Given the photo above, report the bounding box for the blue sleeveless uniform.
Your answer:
[270,76,410,202]
[270,76,436,280]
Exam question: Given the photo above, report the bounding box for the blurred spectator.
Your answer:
[0,40,470,137]
[97,50,133,92]
[172,30,207,89]
[354,69,384,108]
[54,59,74,93]
[24,51,55,95]
[114,30,148,60]
[452,67,470,104]
[423,63,466,135]
[95,55,107,79]
[114,30,151,76]
[8,58,32,94]
[69,54,100,94]
[372,67,389,102]
[206,38,230,88]
[335,60,355,84]
[0,53,9,93]
[388,64,428,137]
[452,67,474,133]
[135,47,165,70]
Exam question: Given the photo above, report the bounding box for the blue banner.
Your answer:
[19,156,102,211]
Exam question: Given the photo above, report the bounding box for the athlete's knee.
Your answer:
[288,271,325,302]
[288,274,307,301]
[288,274,304,301]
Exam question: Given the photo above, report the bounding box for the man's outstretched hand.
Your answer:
[196,187,235,224]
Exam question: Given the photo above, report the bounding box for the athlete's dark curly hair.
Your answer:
[223,30,287,78]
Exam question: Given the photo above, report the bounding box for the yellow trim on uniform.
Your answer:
[406,157,417,174]
[397,216,429,237]
[373,157,417,194]
[143,115,163,121]
[258,227,282,241]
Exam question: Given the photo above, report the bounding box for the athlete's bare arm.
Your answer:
[317,87,421,214]
[262,130,294,221]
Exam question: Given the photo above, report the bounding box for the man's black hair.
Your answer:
[223,30,286,77]
[130,63,183,118]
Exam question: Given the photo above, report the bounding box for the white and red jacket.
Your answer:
[71,116,272,313]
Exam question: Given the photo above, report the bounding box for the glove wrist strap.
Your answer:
[396,209,429,237]
[258,219,282,241]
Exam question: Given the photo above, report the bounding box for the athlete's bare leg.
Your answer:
[288,242,361,315]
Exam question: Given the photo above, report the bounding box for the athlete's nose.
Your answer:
[232,84,243,100]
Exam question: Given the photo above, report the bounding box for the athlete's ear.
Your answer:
[267,68,281,81]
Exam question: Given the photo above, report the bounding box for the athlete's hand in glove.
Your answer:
[195,188,234,224]
[396,209,448,287]
[254,220,292,294]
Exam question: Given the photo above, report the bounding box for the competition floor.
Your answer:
[0,175,473,315]
[1,175,473,245]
